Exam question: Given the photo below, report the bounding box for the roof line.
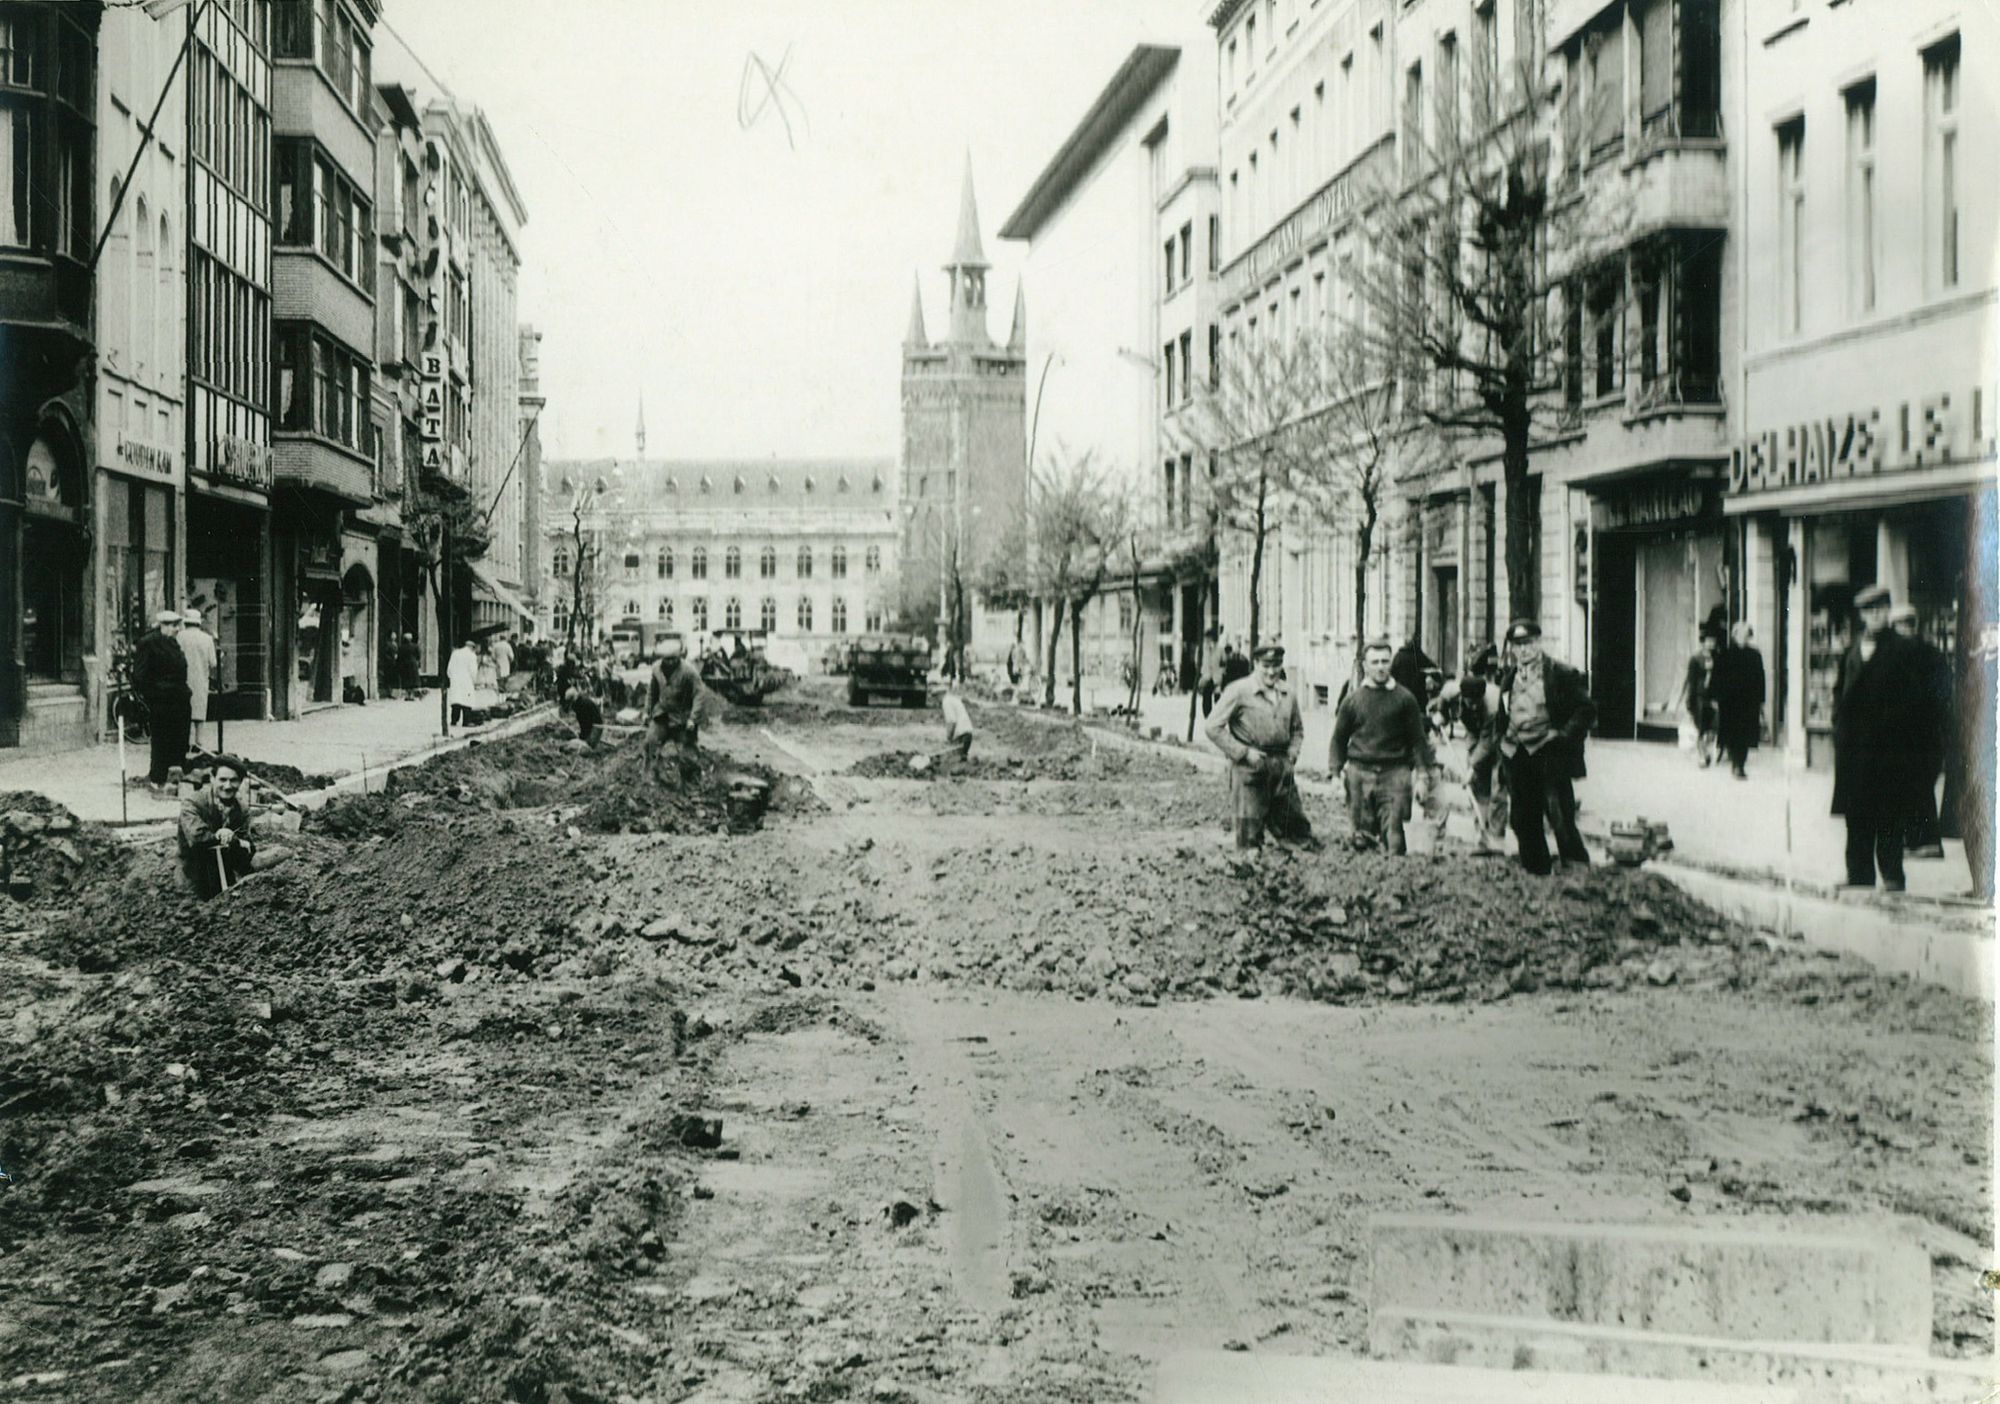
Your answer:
[997,45,1180,241]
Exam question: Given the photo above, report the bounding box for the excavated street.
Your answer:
[0,679,1988,1403]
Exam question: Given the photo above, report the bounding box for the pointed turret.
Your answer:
[944,154,992,347]
[1006,282,1026,351]
[635,396,646,458]
[950,153,989,269]
[904,273,928,349]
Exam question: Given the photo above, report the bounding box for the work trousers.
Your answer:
[1506,745,1589,876]
[1343,761,1413,854]
[1230,757,1311,849]
[1844,815,1906,888]
[646,718,699,783]
[1467,738,1508,844]
[148,704,191,784]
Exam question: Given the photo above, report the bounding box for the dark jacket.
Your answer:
[178,790,254,897]
[1390,642,1437,709]
[1712,643,1767,750]
[1492,655,1596,779]
[647,658,699,729]
[132,630,191,709]
[1831,631,1937,819]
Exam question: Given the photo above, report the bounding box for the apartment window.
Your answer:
[797,545,813,579]
[1777,118,1805,333]
[1586,19,1624,159]
[724,597,743,630]
[690,597,708,631]
[0,9,93,258]
[657,599,671,621]
[1164,460,1177,525]
[552,546,570,579]
[278,140,373,295]
[827,544,845,579]
[760,597,778,632]
[1227,38,1238,93]
[1181,454,1196,526]
[1164,238,1176,295]
[1924,36,1959,291]
[1437,34,1459,147]
[691,546,707,579]
[1207,214,1220,272]
[274,323,371,452]
[1164,342,1177,406]
[1208,323,1221,389]
[1403,62,1424,168]
[759,545,777,578]
[621,552,640,581]
[1474,2,1498,95]
[724,545,741,579]
[865,544,882,574]
[1587,267,1620,397]
[659,547,673,579]
[1246,14,1256,67]
[865,605,884,633]
[1179,331,1193,404]
[1845,81,1877,314]
[273,0,311,57]
[797,596,813,632]
[831,598,848,634]
[1180,221,1193,284]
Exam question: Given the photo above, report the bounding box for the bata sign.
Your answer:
[1730,386,1997,498]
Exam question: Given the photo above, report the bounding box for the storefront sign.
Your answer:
[1729,385,1997,499]
[1591,479,1718,531]
[207,433,273,490]
[417,137,452,481]
[1222,138,1390,303]
[113,435,177,480]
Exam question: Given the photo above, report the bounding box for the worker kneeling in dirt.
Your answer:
[178,754,292,899]
[565,686,604,747]
[940,686,975,763]
[644,637,701,785]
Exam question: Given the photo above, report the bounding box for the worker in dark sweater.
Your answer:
[1330,637,1437,854]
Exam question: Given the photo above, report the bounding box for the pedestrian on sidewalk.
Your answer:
[178,606,217,754]
[446,638,480,729]
[1713,622,1766,779]
[1391,634,1437,711]
[1679,630,1721,767]
[644,636,701,786]
[1890,604,1951,859]
[1496,620,1594,876]
[397,632,421,699]
[133,610,192,791]
[178,753,292,898]
[1331,638,1437,855]
[1205,643,1312,850]
[1452,643,1509,853]
[1832,584,1927,893]
[1198,626,1224,717]
[491,632,516,687]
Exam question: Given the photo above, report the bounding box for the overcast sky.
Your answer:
[377,0,1181,462]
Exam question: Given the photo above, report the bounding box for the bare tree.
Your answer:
[1017,449,1123,714]
[1345,14,1627,626]
[1174,334,1319,649]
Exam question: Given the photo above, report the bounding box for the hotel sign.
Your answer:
[1729,385,1997,499]
[1222,138,1390,304]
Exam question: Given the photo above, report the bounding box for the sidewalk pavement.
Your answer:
[1047,677,1989,909]
[0,694,540,827]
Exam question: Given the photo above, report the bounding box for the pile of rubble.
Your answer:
[0,793,128,907]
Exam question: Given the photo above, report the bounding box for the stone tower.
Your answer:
[898,156,1026,661]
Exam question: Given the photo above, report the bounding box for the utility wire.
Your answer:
[90,0,209,275]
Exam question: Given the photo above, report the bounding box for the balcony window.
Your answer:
[275,322,372,452]
[1587,268,1620,398]
[1632,236,1722,410]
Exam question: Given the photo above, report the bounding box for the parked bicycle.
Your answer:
[106,645,151,744]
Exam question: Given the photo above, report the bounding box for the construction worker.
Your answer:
[1205,642,1312,849]
[644,635,700,785]
[178,754,291,899]
[941,685,975,762]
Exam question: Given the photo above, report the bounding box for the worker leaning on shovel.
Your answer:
[644,636,701,786]
[1204,643,1315,850]
[177,754,292,899]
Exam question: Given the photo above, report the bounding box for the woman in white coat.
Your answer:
[446,640,480,728]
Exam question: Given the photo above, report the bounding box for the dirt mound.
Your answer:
[577,749,822,835]
[0,793,128,908]
[846,745,1193,782]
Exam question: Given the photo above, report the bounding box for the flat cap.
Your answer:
[155,609,183,625]
[1252,643,1285,662]
[1853,584,1892,610]
[1504,619,1542,642]
[183,607,204,624]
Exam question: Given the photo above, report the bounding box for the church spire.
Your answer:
[949,151,989,270]
[944,153,991,347]
[635,395,646,458]
[904,273,928,349]
[1006,281,1026,351]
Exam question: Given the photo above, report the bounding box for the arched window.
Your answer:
[657,598,671,620]
[865,545,881,574]
[699,476,712,494]
[864,604,884,632]
[831,598,848,633]
[552,546,570,578]
[657,547,671,578]
[553,606,570,635]
[733,475,745,495]
[803,476,815,494]
[690,546,707,579]
[724,597,743,629]
[837,475,850,493]
[622,598,640,619]
[796,545,813,579]
[796,596,814,631]
[759,545,776,578]
[158,212,172,366]
[831,545,848,579]
[760,597,778,632]
[622,551,640,580]
[134,196,154,373]
[690,597,708,630]
[724,545,741,579]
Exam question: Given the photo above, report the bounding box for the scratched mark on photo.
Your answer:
[738,44,809,150]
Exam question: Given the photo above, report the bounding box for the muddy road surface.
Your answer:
[2,679,1988,1402]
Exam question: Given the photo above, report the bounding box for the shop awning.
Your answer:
[467,559,534,623]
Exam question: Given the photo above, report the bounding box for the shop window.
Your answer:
[690,546,707,579]
[759,545,776,578]
[760,597,777,632]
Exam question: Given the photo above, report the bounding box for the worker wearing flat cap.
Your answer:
[178,753,293,898]
[1204,641,1314,849]
[1832,585,1937,891]
[644,634,701,786]
[132,609,193,792]
[1491,618,1596,875]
